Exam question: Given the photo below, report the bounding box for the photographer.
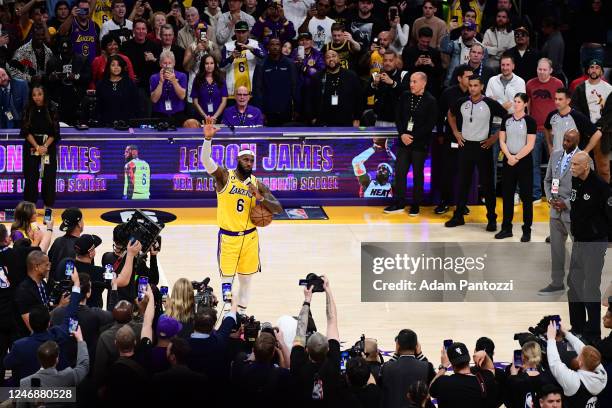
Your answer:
[57,234,106,308]
[231,330,291,404]
[150,50,188,125]
[5,270,80,384]
[103,284,155,405]
[18,328,89,402]
[505,341,556,408]
[290,275,343,405]
[100,223,144,303]
[188,302,237,403]
[379,329,435,408]
[164,278,195,337]
[367,50,408,127]
[546,321,607,407]
[430,342,498,407]
[48,208,84,282]
[51,273,113,371]
[93,300,142,389]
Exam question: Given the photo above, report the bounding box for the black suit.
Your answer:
[152,364,209,405]
[379,355,436,408]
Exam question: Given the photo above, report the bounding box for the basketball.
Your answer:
[250,204,273,227]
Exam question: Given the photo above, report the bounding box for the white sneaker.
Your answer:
[514,193,520,206]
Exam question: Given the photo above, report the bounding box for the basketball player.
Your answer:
[201,117,282,313]
[123,145,151,199]
[351,141,395,198]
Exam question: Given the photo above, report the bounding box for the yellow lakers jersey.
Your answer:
[217,170,258,231]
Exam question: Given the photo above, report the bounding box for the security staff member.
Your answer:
[383,72,438,216]
[445,75,507,230]
[434,64,472,215]
[567,151,612,341]
[539,129,580,296]
[496,93,536,242]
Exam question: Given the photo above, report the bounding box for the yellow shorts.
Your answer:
[217,228,260,276]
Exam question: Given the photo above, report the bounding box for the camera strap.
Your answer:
[475,371,487,399]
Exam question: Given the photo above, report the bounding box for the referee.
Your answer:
[445,75,507,230]
[496,93,536,242]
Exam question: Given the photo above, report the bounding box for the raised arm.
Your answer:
[201,117,229,191]
[322,276,338,341]
[140,284,155,340]
[293,285,313,347]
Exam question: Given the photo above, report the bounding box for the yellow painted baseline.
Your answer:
[38,198,550,226]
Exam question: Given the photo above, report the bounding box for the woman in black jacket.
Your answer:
[505,341,556,408]
[96,55,139,125]
[21,84,60,208]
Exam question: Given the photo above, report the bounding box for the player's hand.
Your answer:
[401,133,413,146]
[248,184,263,201]
[203,116,220,140]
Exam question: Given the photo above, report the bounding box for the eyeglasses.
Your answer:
[236,93,249,96]
[514,32,527,37]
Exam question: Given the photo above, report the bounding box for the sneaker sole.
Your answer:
[383,209,405,214]
[537,289,565,296]
[409,213,419,217]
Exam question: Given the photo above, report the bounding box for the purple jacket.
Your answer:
[222,105,264,127]
[293,47,325,88]
[251,17,296,44]
[149,71,188,115]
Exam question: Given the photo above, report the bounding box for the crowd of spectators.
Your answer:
[0,0,608,129]
[0,201,611,407]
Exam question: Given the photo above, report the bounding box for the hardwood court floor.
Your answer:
[46,200,611,361]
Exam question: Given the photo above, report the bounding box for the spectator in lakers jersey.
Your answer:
[251,0,296,45]
[58,0,100,66]
[123,145,150,200]
[220,21,264,105]
[200,116,282,313]
[321,23,361,71]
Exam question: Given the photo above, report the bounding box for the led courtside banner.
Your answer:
[0,128,432,206]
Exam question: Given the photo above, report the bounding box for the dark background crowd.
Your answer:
[0,202,612,407]
[0,0,609,128]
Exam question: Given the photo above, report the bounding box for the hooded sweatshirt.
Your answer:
[547,332,608,399]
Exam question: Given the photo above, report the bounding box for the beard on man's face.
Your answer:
[237,160,252,177]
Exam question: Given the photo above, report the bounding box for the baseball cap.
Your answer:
[156,315,183,339]
[588,59,603,69]
[447,342,470,366]
[74,234,102,255]
[59,207,82,231]
[514,26,529,35]
[462,21,477,31]
[298,32,312,40]
[235,21,249,31]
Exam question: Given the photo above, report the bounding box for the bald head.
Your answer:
[571,151,590,179]
[324,50,339,71]
[410,72,427,95]
[115,324,136,353]
[562,129,579,153]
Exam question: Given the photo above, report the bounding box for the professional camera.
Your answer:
[236,314,261,344]
[123,210,164,254]
[345,334,366,357]
[49,279,73,307]
[192,277,217,311]
[299,273,325,293]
